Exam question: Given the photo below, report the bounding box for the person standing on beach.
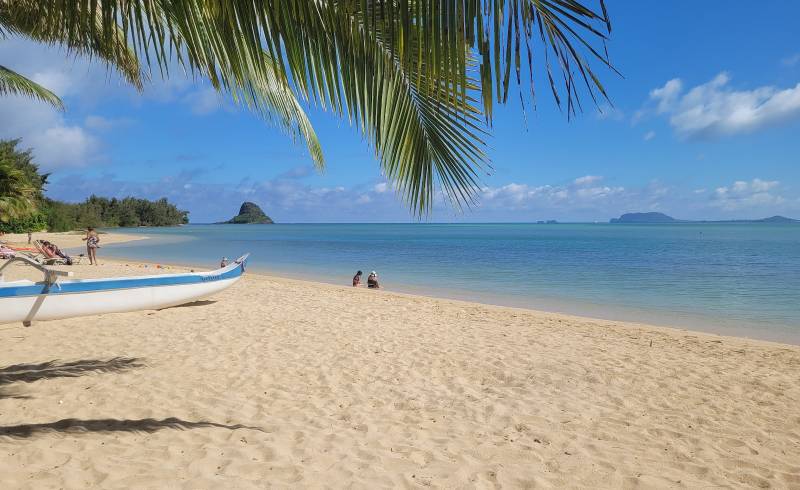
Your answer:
[83,227,100,265]
[353,270,362,287]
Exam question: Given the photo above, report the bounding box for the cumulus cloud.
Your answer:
[43,169,800,222]
[0,95,101,168]
[710,178,785,211]
[479,178,626,214]
[647,72,800,139]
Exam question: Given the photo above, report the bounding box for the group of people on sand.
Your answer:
[352,270,380,289]
[1,227,100,265]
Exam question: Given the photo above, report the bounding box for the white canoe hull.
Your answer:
[0,276,239,324]
[0,255,247,325]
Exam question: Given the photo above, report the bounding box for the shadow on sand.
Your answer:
[0,358,264,438]
[0,417,264,439]
[0,357,144,385]
[162,300,217,310]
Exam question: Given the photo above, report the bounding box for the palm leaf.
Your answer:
[0,1,615,215]
[0,0,144,89]
[0,65,63,109]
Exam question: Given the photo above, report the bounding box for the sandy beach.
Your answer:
[1,237,799,488]
[1,231,147,251]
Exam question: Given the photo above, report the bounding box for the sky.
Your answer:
[1,1,799,223]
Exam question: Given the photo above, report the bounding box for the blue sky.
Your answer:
[1,1,799,222]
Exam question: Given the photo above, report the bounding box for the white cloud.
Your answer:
[648,72,800,139]
[643,130,656,141]
[573,175,603,186]
[651,79,683,114]
[31,70,77,97]
[0,95,100,169]
[479,178,626,212]
[711,178,784,211]
[373,182,389,193]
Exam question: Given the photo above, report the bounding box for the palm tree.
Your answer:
[0,158,37,223]
[0,1,613,215]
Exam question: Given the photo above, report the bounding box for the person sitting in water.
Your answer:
[367,271,380,289]
[353,270,362,287]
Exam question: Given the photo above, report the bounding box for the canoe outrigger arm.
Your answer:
[0,255,73,327]
[0,254,73,285]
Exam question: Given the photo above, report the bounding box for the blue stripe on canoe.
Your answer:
[0,262,244,298]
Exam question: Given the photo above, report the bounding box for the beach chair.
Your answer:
[6,246,42,263]
[0,245,16,259]
[33,240,70,266]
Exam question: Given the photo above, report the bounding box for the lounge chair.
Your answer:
[0,245,16,259]
[33,240,70,266]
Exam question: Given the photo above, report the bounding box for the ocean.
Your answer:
[96,223,800,344]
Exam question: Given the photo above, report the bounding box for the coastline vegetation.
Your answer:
[0,139,187,233]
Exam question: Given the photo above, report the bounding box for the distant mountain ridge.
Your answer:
[610,213,797,224]
[220,202,274,224]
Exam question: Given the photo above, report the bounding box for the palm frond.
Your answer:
[0,0,144,89]
[0,65,63,109]
[0,1,615,215]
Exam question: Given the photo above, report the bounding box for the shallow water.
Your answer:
[98,223,800,344]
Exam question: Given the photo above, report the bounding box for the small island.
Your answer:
[610,212,797,224]
[221,202,274,224]
[610,212,676,224]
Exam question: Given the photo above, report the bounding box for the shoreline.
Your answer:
[4,229,798,346]
[100,249,800,346]
[16,250,800,350]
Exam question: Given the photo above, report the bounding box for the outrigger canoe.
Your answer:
[0,254,248,326]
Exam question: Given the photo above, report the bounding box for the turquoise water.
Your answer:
[98,223,800,344]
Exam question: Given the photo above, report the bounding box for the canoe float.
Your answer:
[0,254,248,326]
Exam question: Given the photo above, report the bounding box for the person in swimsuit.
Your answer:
[367,271,380,289]
[353,270,362,287]
[82,227,100,265]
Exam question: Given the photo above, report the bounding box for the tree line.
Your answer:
[0,139,188,233]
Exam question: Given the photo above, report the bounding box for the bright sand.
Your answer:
[1,235,800,488]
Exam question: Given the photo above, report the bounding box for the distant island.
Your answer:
[610,212,676,224]
[220,202,274,224]
[610,212,798,224]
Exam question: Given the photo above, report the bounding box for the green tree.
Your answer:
[0,147,39,224]
[0,1,613,215]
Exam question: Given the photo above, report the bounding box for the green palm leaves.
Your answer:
[0,1,613,215]
[0,64,63,109]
